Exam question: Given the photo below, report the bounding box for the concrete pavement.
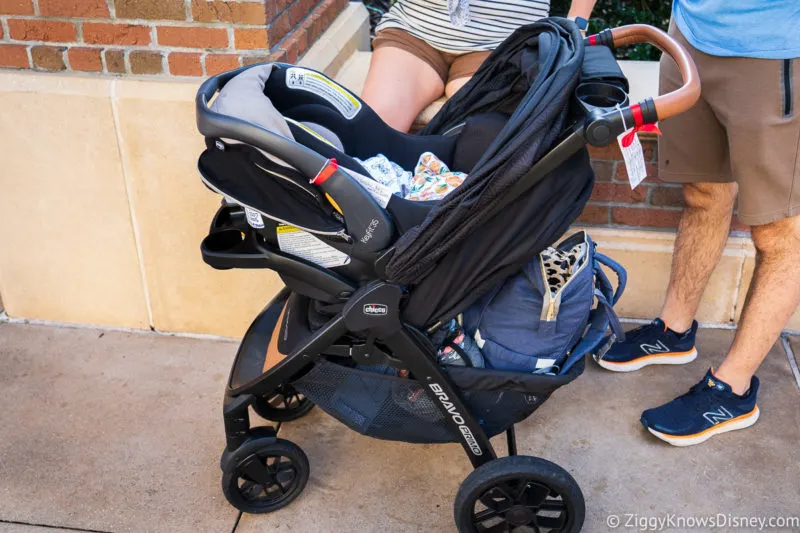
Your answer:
[1,322,798,533]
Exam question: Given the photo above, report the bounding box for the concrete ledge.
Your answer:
[300,2,370,77]
[0,6,371,338]
[618,60,659,104]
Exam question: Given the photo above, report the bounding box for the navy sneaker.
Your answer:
[641,369,760,446]
[594,318,698,372]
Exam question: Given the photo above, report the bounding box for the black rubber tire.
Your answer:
[219,427,276,471]
[454,455,585,533]
[252,384,315,422]
[221,437,310,514]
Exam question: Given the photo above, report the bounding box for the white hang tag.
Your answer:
[617,129,647,189]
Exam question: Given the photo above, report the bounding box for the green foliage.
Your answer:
[550,0,672,60]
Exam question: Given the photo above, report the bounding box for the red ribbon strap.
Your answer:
[621,124,662,148]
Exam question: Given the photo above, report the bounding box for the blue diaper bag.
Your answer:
[462,231,626,374]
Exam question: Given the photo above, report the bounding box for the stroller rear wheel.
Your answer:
[252,383,314,422]
[454,455,584,533]
[221,437,310,514]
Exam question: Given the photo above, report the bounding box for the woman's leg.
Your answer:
[362,32,446,132]
[445,51,491,97]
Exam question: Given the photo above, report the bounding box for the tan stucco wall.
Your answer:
[0,72,285,337]
[0,3,370,338]
[3,73,794,336]
[1,5,797,335]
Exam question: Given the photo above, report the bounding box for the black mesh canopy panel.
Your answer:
[383,19,591,326]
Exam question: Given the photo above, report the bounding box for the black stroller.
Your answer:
[195,19,699,533]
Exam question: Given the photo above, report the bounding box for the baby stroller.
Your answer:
[195,19,699,533]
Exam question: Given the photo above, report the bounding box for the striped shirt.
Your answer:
[376,0,551,54]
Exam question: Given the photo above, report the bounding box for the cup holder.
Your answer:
[210,203,247,231]
[201,228,271,270]
[576,81,629,113]
[203,228,249,253]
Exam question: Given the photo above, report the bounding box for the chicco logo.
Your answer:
[363,304,388,316]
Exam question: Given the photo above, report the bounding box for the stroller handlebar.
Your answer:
[583,24,701,147]
[607,24,700,121]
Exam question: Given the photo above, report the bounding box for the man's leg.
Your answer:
[715,215,800,394]
[593,20,734,373]
[640,215,800,445]
[595,182,734,372]
[640,51,799,445]
[659,182,737,333]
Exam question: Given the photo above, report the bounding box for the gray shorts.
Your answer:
[659,21,800,226]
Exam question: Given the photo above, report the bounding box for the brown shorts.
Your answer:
[372,28,491,85]
[659,21,800,226]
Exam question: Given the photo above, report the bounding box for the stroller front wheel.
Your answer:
[454,455,585,533]
[221,437,310,514]
[252,383,314,422]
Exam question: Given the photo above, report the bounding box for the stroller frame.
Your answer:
[200,21,701,533]
[221,129,588,470]
[224,283,502,466]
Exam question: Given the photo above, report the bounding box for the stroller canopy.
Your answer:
[386,19,590,325]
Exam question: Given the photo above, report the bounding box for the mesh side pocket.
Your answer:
[292,360,552,444]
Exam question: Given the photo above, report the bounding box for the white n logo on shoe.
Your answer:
[703,406,734,425]
[639,340,670,355]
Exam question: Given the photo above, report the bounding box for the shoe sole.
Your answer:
[646,405,760,447]
[594,348,698,372]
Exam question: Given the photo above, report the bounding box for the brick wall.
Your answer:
[0,0,348,76]
[582,135,750,234]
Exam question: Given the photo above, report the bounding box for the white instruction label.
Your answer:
[276,225,351,268]
[244,207,265,229]
[617,129,647,189]
[286,67,361,119]
[342,168,393,208]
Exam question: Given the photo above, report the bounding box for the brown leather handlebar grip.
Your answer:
[609,24,700,121]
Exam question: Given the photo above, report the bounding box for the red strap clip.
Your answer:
[310,158,338,185]
[621,123,662,148]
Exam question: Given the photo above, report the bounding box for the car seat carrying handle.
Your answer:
[196,65,394,258]
[310,159,395,255]
[583,24,700,146]
[196,66,330,177]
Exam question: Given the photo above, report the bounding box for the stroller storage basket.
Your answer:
[291,356,584,444]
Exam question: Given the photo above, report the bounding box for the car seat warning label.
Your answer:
[276,225,351,269]
[286,67,361,119]
[244,207,265,229]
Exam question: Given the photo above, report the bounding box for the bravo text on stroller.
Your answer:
[428,383,482,455]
